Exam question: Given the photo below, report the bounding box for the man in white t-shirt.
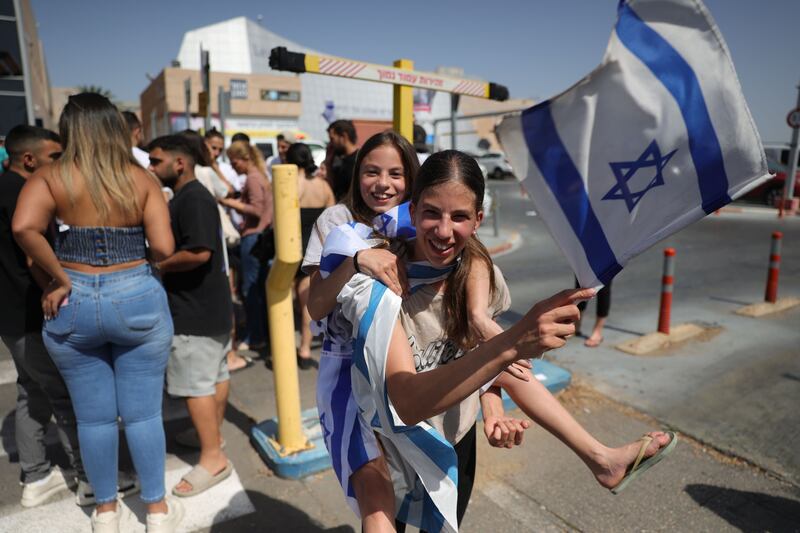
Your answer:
[122,111,150,168]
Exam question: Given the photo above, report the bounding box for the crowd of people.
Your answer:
[0,93,677,532]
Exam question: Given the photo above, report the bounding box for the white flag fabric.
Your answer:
[497,0,770,288]
[337,274,459,533]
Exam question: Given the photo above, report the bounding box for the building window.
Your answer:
[230,79,248,99]
[261,89,300,102]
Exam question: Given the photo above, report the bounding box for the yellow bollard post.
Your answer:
[393,58,414,143]
[266,164,312,455]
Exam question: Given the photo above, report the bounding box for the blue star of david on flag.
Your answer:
[602,140,678,212]
[375,213,391,235]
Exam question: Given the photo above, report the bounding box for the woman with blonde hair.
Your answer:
[220,141,273,351]
[12,93,183,532]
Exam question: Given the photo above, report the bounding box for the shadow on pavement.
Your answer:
[603,324,648,337]
[708,295,752,306]
[209,489,355,532]
[685,484,800,531]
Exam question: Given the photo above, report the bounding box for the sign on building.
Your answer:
[230,79,248,99]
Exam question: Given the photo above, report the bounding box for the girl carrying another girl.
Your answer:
[309,141,677,531]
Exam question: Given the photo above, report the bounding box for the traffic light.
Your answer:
[269,47,307,74]
[198,91,208,116]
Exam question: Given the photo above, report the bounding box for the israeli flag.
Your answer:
[497,0,771,288]
[319,203,416,278]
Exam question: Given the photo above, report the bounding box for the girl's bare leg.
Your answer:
[496,373,671,488]
[297,276,313,359]
[351,456,396,532]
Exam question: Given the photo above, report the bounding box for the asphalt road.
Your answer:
[487,178,800,486]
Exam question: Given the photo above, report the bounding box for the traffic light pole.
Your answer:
[268,47,509,142]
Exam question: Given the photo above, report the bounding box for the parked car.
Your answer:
[463,153,494,215]
[476,151,514,180]
[743,143,800,206]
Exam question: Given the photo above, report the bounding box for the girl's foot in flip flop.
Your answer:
[590,431,674,489]
[584,333,604,347]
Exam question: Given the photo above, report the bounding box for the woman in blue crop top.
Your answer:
[13,93,183,532]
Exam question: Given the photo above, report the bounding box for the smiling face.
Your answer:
[410,180,483,267]
[358,144,407,215]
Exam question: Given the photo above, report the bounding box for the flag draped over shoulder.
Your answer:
[318,201,460,532]
[497,0,770,288]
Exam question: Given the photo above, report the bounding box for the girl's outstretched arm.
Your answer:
[384,287,592,426]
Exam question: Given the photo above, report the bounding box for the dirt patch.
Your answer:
[557,379,779,474]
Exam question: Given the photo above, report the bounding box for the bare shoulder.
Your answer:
[30,165,60,196]
[131,165,161,193]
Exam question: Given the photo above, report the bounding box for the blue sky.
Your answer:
[31,0,798,143]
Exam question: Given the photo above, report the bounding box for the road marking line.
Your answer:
[0,456,255,532]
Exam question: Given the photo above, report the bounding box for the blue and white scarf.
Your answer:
[320,202,461,532]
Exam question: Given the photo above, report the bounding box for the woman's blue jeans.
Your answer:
[240,233,268,346]
[43,264,172,504]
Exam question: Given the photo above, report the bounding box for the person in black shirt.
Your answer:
[148,135,235,497]
[0,125,88,506]
[327,119,359,202]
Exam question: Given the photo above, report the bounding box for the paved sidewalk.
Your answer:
[205,368,800,532]
[1,219,798,530]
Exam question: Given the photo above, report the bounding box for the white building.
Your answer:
[175,16,532,150]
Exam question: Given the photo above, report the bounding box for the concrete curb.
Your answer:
[615,323,715,355]
[485,230,522,257]
[735,297,800,317]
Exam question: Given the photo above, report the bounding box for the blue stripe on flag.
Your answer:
[420,489,446,533]
[346,410,370,498]
[521,101,622,284]
[395,203,416,240]
[352,281,388,382]
[616,2,731,213]
[397,491,414,525]
[383,383,457,486]
[319,252,349,276]
[329,360,352,488]
[404,427,458,486]
[406,263,454,279]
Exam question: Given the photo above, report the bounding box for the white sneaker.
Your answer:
[91,500,131,533]
[76,471,141,506]
[146,497,185,533]
[21,467,71,507]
